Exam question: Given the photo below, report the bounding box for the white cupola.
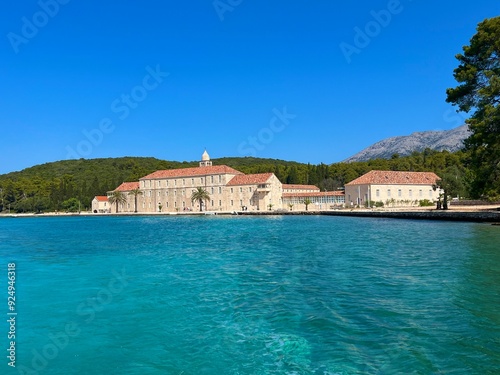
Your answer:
[199,149,212,167]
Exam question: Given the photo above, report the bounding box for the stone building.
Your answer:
[344,170,441,207]
[109,151,285,213]
[281,184,344,210]
[282,191,345,211]
[91,196,110,213]
[113,182,140,212]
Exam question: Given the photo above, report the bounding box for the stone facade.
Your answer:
[109,152,285,213]
[91,196,110,213]
[282,184,320,193]
[345,170,441,207]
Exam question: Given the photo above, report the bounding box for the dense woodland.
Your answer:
[0,149,472,213]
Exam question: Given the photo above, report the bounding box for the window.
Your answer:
[219,175,222,183]
[158,181,161,187]
[387,189,391,197]
[230,188,233,193]
[376,189,380,197]
[174,202,177,208]
[398,189,402,197]
[174,190,176,196]
[211,200,214,207]
[182,201,185,207]
[200,178,204,183]
[166,180,169,186]
[219,187,222,194]
[166,191,168,196]
[191,178,194,185]
[429,190,433,198]
[211,187,214,194]
[240,199,243,206]
[409,189,413,197]
[158,191,161,196]
[230,200,233,206]
[419,189,423,197]
[174,180,177,186]
[219,200,222,206]
[182,179,185,185]
[211,176,214,183]
[249,187,252,192]
[240,187,243,192]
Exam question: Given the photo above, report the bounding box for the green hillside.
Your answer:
[0,150,468,213]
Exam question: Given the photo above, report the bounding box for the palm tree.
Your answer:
[268,203,274,211]
[303,198,312,211]
[191,187,210,212]
[128,188,143,213]
[108,190,127,213]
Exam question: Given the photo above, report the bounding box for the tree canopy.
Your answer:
[191,187,210,212]
[446,16,500,198]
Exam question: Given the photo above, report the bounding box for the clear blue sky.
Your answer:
[1,1,498,174]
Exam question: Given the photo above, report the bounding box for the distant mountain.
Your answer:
[344,125,470,162]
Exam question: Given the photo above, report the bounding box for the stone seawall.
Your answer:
[240,210,500,223]
[450,200,500,206]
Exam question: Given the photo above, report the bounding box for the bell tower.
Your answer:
[199,149,212,167]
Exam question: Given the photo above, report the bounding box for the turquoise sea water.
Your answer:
[0,215,499,374]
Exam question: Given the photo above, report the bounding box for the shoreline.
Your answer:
[1,206,499,223]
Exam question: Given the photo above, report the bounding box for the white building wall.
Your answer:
[345,183,440,207]
[92,199,110,213]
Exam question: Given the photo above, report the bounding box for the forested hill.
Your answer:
[0,150,467,212]
[0,156,312,212]
[2,157,195,185]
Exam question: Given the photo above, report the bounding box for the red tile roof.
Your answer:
[283,191,345,198]
[227,173,274,186]
[94,196,109,202]
[282,184,320,191]
[114,182,140,191]
[345,170,440,186]
[140,165,243,180]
